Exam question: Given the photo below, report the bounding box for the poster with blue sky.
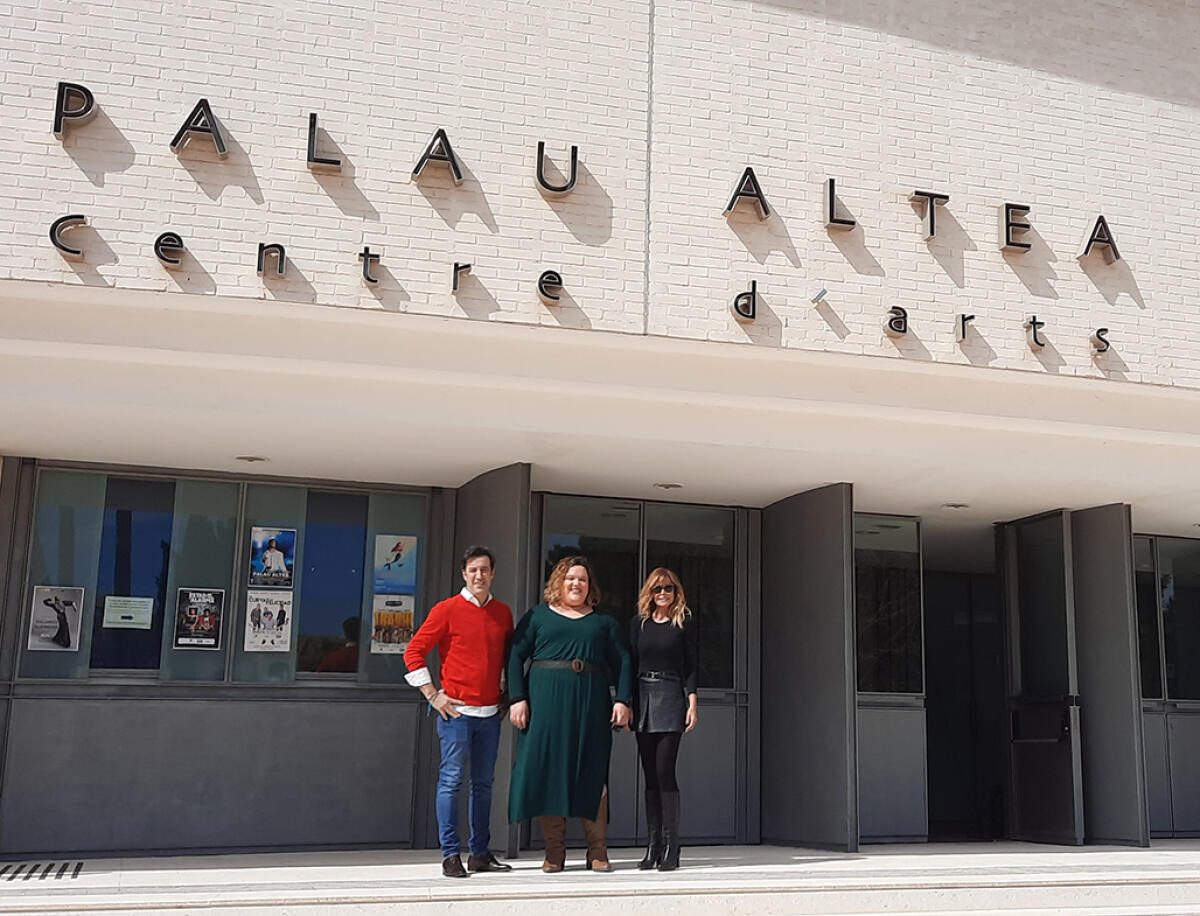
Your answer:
[374,535,418,595]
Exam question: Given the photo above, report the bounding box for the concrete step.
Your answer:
[0,842,1198,915]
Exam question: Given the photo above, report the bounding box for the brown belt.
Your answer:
[531,658,600,674]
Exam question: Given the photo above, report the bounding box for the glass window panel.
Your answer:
[855,514,923,694]
[159,480,240,681]
[541,496,640,636]
[1013,515,1070,698]
[21,470,107,679]
[1159,537,1200,700]
[1134,537,1163,699]
[90,478,176,670]
[645,504,735,689]
[297,491,368,675]
[362,491,427,684]
[233,484,306,683]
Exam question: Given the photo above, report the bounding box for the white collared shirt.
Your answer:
[404,587,499,718]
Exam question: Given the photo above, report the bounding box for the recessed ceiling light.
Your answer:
[942,502,969,509]
[652,482,682,490]
[235,455,269,463]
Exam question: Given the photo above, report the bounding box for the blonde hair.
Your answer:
[637,567,689,629]
[544,556,601,608]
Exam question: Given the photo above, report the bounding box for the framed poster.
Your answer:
[370,594,414,654]
[244,589,293,652]
[248,526,296,588]
[27,586,84,652]
[174,588,225,650]
[102,596,154,630]
[373,534,418,595]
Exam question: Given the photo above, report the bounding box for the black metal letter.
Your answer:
[537,270,563,304]
[358,246,380,284]
[1080,215,1121,263]
[536,142,578,196]
[257,243,286,277]
[306,113,341,172]
[957,313,976,342]
[1002,203,1032,251]
[910,191,949,239]
[154,231,185,267]
[1093,328,1111,354]
[886,306,908,336]
[170,99,228,158]
[53,82,95,139]
[412,128,463,185]
[1027,315,1046,347]
[49,214,87,259]
[825,178,855,230]
[732,281,757,321]
[724,168,770,220]
[452,262,472,292]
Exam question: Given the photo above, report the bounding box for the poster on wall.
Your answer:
[370,594,414,654]
[27,586,84,651]
[173,588,225,650]
[373,535,418,595]
[102,596,155,629]
[244,589,293,652]
[248,526,296,588]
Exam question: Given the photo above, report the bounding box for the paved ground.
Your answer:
[1,841,1199,914]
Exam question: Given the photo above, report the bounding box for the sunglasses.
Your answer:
[651,584,675,594]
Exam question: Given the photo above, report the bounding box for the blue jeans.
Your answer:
[435,712,502,858]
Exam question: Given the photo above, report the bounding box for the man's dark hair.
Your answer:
[342,616,360,641]
[461,545,495,571]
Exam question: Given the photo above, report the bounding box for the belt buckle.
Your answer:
[570,658,585,674]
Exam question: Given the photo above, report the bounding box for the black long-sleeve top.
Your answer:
[628,613,698,696]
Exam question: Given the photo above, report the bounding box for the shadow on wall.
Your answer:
[1002,223,1059,300]
[539,158,613,247]
[416,159,499,234]
[365,263,411,311]
[958,322,999,367]
[735,289,783,346]
[453,272,502,320]
[726,208,801,267]
[61,224,118,287]
[311,130,380,221]
[1094,341,1130,380]
[759,0,1200,110]
[174,124,265,205]
[1079,253,1145,308]
[164,248,217,296]
[910,200,976,289]
[542,288,592,330]
[261,261,319,304]
[827,194,885,277]
[63,107,135,187]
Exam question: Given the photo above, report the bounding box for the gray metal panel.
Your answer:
[1142,712,1173,834]
[452,464,531,857]
[677,702,738,841]
[761,483,857,851]
[0,698,418,854]
[857,704,928,842]
[1168,713,1200,833]
[1071,504,1150,846]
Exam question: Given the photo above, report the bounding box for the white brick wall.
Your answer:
[2,0,1198,388]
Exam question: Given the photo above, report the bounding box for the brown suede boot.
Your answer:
[581,787,612,872]
[539,816,567,873]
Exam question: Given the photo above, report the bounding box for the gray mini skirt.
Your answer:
[635,672,686,733]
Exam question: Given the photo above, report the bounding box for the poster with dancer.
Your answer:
[373,535,418,595]
[173,588,225,650]
[27,586,84,651]
[248,527,296,588]
[370,594,414,654]
[243,589,293,652]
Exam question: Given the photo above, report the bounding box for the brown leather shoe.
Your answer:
[467,852,512,872]
[581,787,613,872]
[441,855,468,878]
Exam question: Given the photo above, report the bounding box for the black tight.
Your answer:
[636,731,682,792]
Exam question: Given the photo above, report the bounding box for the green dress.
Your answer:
[507,603,634,822]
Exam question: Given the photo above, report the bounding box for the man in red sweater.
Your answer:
[404,546,514,878]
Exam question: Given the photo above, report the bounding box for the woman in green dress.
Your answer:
[507,556,634,873]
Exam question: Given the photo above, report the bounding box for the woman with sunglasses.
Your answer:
[629,567,697,871]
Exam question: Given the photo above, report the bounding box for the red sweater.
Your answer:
[404,594,513,705]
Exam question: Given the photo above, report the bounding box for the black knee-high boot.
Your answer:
[658,790,681,871]
[639,789,663,870]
